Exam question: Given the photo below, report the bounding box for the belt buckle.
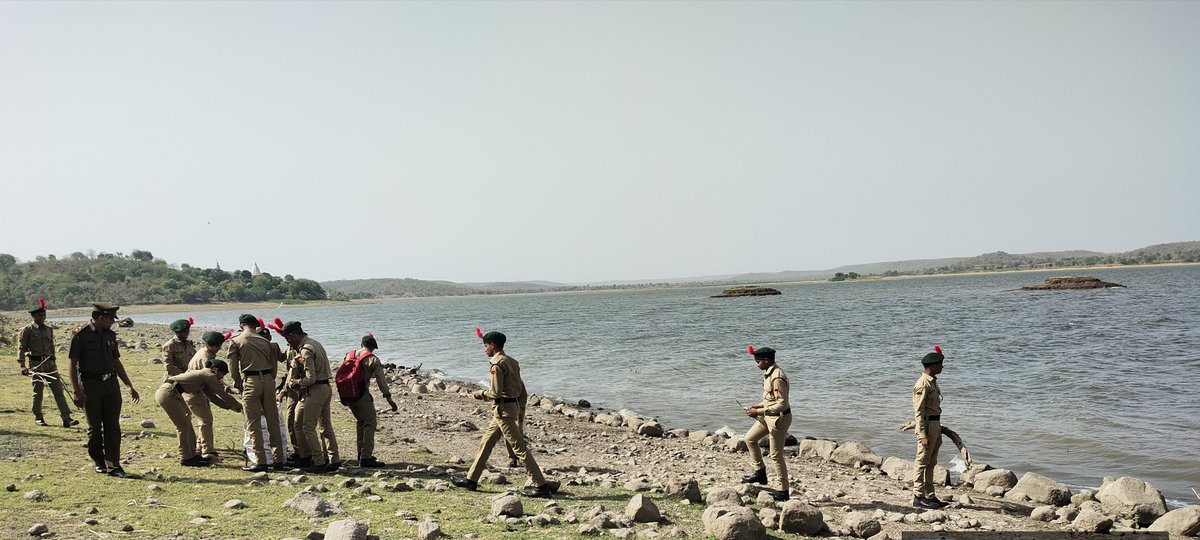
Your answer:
[101,373,113,381]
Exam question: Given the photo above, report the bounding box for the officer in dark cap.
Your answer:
[162,319,196,379]
[282,321,340,473]
[227,314,286,471]
[740,346,792,501]
[156,359,243,467]
[68,303,140,477]
[452,331,553,497]
[18,299,77,427]
[912,346,947,509]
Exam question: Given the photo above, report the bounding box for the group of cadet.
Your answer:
[17,300,950,506]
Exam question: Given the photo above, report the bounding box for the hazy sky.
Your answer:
[2,1,1197,283]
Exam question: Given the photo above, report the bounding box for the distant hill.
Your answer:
[319,278,479,298]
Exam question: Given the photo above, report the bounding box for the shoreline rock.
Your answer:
[1019,276,1125,290]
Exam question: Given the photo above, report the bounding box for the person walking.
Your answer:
[912,345,947,509]
[18,298,77,427]
[155,359,242,466]
[452,331,552,497]
[68,303,140,477]
[740,346,792,501]
[339,334,397,467]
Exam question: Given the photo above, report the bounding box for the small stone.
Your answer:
[291,475,308,483]
[24,490,48,502]
[4,484,15,492]
[190,517,209,525]
[140,419,155,428]
[85,507,99,514]
[121,524,134,532]
[84,518,99,525]
[225,499,247,509]
[146,496,161,505]
[250,472,269,481]
[147,484,162,492]
[28,523,49,536]
[366,495,383,502]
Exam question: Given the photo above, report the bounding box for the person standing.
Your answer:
[740,346,792,501]
[912,345,947,509]
[161,319,196,380]
[283,321,340,473]
[227,314,285,471]
[186,331,229,460]
[18,299,77,427]
[340,334,397,467]
[68,303,140,477]
[155,359,243,466]
[452,331,552,497]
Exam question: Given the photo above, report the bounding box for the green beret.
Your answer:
[29,307,46,315]
[921,352,945,365]
[201,331,225,346]
[208,359,230,373]
[281,321,304,335]
[238,314,259,328]
[481,331,506,346]
[752,347,776,361]
[169,319,191,333]
[361,334,378,349]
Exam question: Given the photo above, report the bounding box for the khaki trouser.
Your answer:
[82,377,122,467]
[284,393,300,452]
[296,383,338,465]
[156,384,197,460]
[241,374,284,464]
[346,393,377,461]
[31,369,73,422]
[745,412,792,491]
[913,420,942,498]
[465,402,545,485]
[183,391,215,455]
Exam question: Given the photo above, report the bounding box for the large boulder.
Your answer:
[799,439,837,460]
[880,457,948,485]
[1071,509,1114,533]
[778,500,825,535]
[972,469,1018,494]
[1004,472,1071,506]
[624,494,661,523]
[960,463,992,485]
[324,519,369,540]
[664,477,702,503]
[637,421,665,437]
[491,493,523,517]
[1148,505,1200,537]
[843,511,882,538]
[830,441,883,467]
[706,486,742,507]
[702,505,767,540]
[1096,476,1168,526]
[283,491,341,518]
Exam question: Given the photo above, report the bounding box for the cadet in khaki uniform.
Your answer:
[227,314,285,471]
[452,331,552,497]
[186,331,228,459]
[741,346,792,501]
[279,342,338,465]
[156,359,242,466]
[342,334,398,467]
[912,346,946,509]
[68,303,140,477]
[18,300,77,427]
[282,321,339,473]
[161,319,196,379]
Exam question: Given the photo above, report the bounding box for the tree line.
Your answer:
[0,250,327,310]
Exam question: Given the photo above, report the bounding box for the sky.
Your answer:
[2,1,1198,284]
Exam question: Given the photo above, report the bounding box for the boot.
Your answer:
[741,468,767,484]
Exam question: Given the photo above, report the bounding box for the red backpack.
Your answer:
[336,350,369,404]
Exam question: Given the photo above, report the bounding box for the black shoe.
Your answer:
[741,468,767,484]
[287,457,314,468]
[63,418,79,427]
[326,461,341,472]
[926,497,948,509]
[360,457,385,468]
[545,480,561,493]
[507,457,519,467]
[450,477,478,491]
[242,464,269,472]
[34,418,47,426]
[913,497,944,509]
[107,467,128,478]
[271,462,288,471]
[93,463,109,474]
[521,484,553,498]
[180,456,209,467]
[301,463,330,474]
[772,490,790,502]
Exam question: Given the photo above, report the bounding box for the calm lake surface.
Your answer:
[130,265,1200,503]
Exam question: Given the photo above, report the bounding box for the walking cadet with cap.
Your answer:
[18,298,77,427]
[162,318,196,379]
[740,346,792,501]
[68,303,140,477]
[227,314,286,471]
[186,331,231,460]
[340,334,397,468]
[912,345,948,509]
[452,331,553,497]
[156,359,243,467]
[282,321,340,473]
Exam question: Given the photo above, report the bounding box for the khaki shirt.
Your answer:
[18,323,55,368]
[167,369,241,411]
[227,329,275,389]
[352,349,392,398]
[754,364,790,414]
[69,323,120,375]
[483,352,527,401]
[912,373,942,438]
[161,336,197,378]
[291,336,331,388]
[188,348,217,371]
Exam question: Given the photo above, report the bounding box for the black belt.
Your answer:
[27,354,51,360]
[495,397,519,404]
[80,372,116,381]
[243,369,272,376]
[764,408,792,416]
[314,379,330,385]
[172,383,184,395]
[926,415,940,421]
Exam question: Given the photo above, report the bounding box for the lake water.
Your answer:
[125,265,1200,504]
